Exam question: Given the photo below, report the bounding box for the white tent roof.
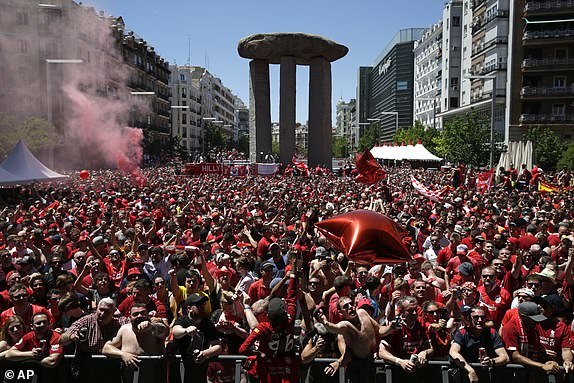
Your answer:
[0,140,68,184]
[0,166,23,186]
[370,143,442,161]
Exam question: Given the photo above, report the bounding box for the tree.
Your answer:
[203,122,225,153]
[271,140,279,155]
[236,135,249,156]
[332,135,348,158]
[524,126,566,171]
[358,123,379,151]
[393,121,439,154]
[557,141,574,170]
[0,115,58,157]
[433,112,503,166]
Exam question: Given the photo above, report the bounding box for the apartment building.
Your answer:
[506,0,574,141]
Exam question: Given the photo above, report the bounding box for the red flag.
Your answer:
[354,149,386,185]
[476,169,494,193]
[292,155,310,176]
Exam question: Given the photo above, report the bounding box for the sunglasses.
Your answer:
[341,302,353,310]
[482,274,496,279]
[426,310,440,315]
[308,281,319,286]
[155,281,165,286]
[8,325,22,332]
[527,282,540,287]
[471,315,486,320]
[11,294,27,300]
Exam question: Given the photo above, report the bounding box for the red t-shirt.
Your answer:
[477,284,511,328]
[382,320,430,359]
[502,317,570,362]
[247,279,271,304]
[15,329,62,355]
[0,305,53,332]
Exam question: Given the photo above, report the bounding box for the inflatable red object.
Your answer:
[79,170,89,180]
[314,209,412,265]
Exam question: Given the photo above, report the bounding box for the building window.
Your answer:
[554,76,566,88]
[451,77,459,86]
[396,81,408,91]
[450,97,459,108]
[17,40,28,54]
[181,88,187,98]
[180,73,186,81]
[552,104,565,116]
[452,16,460,27]
[182,113,187,124]
[17,12,28,26]
[555,48,567,59]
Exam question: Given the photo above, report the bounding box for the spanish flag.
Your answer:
[538,180,567,193]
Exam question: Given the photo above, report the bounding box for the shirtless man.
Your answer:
[318,296,380,382]
[102,304,168,383]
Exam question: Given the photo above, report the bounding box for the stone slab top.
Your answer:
[238,33,348,65]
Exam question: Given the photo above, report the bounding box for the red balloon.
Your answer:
[315,209,412,265]
[79,170,89,180]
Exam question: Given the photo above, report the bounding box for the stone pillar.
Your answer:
[249,59,272,163]
[308,57,332,169]
[279,56,296,166]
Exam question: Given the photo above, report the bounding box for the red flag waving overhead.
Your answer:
[354,149,386,185]
[476,169,494,193]
[315,210,412,265]
[292,155,310,176]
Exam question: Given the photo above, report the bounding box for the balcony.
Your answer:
[522,57,574,69]
[525,0,574,15]
[472,10,509,34]
[521,85,574,97]
[523,29,574,44]
[471,37,508,57]
[520,114,574,123]
[472,63,508,76]
[472,0,487,10]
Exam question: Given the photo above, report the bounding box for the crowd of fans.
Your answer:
[0,158,573,383]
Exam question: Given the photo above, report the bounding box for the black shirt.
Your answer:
[172,316,218,355]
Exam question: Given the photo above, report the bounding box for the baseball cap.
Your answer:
[535,294,563,312]
[127,267,142,277]
[456,244,468,255]
[92,236,108,246]
[261,260,275,270]
[185,293,209,307]
[315,246,328,258]
[518,301,547,322]
[357,298,374,312]
[269,243,280,250]
[267,297,286,324]
[458,262,474,276]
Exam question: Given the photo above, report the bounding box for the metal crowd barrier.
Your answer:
[0,355,567,383]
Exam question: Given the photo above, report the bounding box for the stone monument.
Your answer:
[238,33,348,168]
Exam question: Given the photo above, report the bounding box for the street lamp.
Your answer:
[466,74,497,168]
[45,59,83,125]
[415,96,438,130]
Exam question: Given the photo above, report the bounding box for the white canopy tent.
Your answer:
[0,140,68,185]
[370,143,442,162]
[497,141,533,174]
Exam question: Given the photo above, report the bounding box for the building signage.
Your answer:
[378,58,392,76]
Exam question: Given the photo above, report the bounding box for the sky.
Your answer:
[82,0,445,123]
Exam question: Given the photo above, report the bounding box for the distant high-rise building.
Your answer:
[506,0,574,141]
[169,65,242,153]
[335,99,355,150]
[437,0,510,138]
[357,29,425,142]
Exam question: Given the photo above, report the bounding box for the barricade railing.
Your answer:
[0,355,567,383]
